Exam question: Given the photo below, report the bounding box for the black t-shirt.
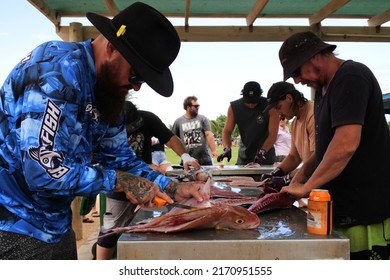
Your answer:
[108,110,173,200]
[151,142,165,153]
[126,110,173,164]
[314,60,390,226]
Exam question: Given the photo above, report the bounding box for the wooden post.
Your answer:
[71,197,83,240]
[69,22,84,241]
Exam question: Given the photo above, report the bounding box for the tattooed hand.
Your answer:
[165,181,204,203]
[114,170,160,206]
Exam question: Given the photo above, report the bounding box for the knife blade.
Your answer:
[154,197,195,210]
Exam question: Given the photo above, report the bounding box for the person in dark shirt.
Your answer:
[217,81,279,165]
[96,101,200,259]
[279,31,390,259]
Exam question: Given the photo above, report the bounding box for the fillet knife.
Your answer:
[154,197,195,210]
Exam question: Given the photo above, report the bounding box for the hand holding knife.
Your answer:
[154,197,195,210]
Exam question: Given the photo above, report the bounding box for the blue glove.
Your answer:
[253,149,266,165]
[217,147,232,162]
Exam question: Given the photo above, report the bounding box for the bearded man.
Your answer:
[0,2,203,260]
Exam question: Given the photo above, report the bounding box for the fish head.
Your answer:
[216,205,260,230]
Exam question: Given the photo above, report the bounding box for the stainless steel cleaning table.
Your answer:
[166,165,275,177]
[117,206,350,260]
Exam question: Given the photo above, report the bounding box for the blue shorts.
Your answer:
[152,151,170,166]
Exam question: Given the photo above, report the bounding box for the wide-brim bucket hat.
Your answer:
[87,2,181,97]
[279,31,336,81]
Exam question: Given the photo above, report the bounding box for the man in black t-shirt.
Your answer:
[278,31,390,260]
[96,101,200,259]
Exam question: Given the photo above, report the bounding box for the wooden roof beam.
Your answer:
[368,9,390,27]
[104,0,120,16]
[309,0,351,25]
[28,0,60,27]
[185,0,191,30]
[56,25,390,43]
[246,0,269,26]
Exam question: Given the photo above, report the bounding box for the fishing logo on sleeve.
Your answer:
[20,51,32,65]
[29,99,70,179]
[85,103,100,122]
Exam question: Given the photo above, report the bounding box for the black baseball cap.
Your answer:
[263,81,299,112]
[241,81,263,103]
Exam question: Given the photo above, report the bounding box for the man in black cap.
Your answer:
[217,81,279,165]
[0,2,203,260]
[278,31,390,259]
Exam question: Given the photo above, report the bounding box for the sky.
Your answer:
[1,1,390,126]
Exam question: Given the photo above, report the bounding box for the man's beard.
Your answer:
[189,111,198,118]
[94,63,128,124]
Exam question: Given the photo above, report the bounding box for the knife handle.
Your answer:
[154,197,167,208]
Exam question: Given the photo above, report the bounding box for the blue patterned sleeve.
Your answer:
[3,40,170,201]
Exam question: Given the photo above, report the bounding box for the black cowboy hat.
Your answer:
[87,2,181,97]
[279,31,336,81]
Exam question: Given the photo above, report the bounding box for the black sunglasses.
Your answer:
[191,105,200,109]
[129,74,145,84]
[290,68,301,78]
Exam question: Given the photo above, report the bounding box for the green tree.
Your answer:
[210,114,240,147]
[210,114,226,138]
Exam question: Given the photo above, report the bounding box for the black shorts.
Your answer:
[0,229,77,260]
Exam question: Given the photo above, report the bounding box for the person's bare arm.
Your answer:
[165,135,200,170]
[205,130,218,157]
[289,152,316,184]
[221,105,235,149]
[278,144,303,175]
[282,124,361,198]
[165,135,186,156]
[114,170,162,206]
[260,108,279,152]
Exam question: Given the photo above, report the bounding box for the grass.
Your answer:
[165,146,239,166]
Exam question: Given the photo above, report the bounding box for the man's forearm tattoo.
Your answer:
[165,181,177,199]
[115,171,153,200]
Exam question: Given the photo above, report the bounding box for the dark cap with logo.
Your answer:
[279,31,336,81]
[241,81,263,104]
[263,81,299,112]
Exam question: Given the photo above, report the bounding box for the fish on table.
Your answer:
[248,186,295,214]
[99,176,297,237]
[104,205,261,234]
[98,178,260,237]
[212,176,296,214]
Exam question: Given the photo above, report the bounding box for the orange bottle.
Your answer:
[307,189,332,235]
